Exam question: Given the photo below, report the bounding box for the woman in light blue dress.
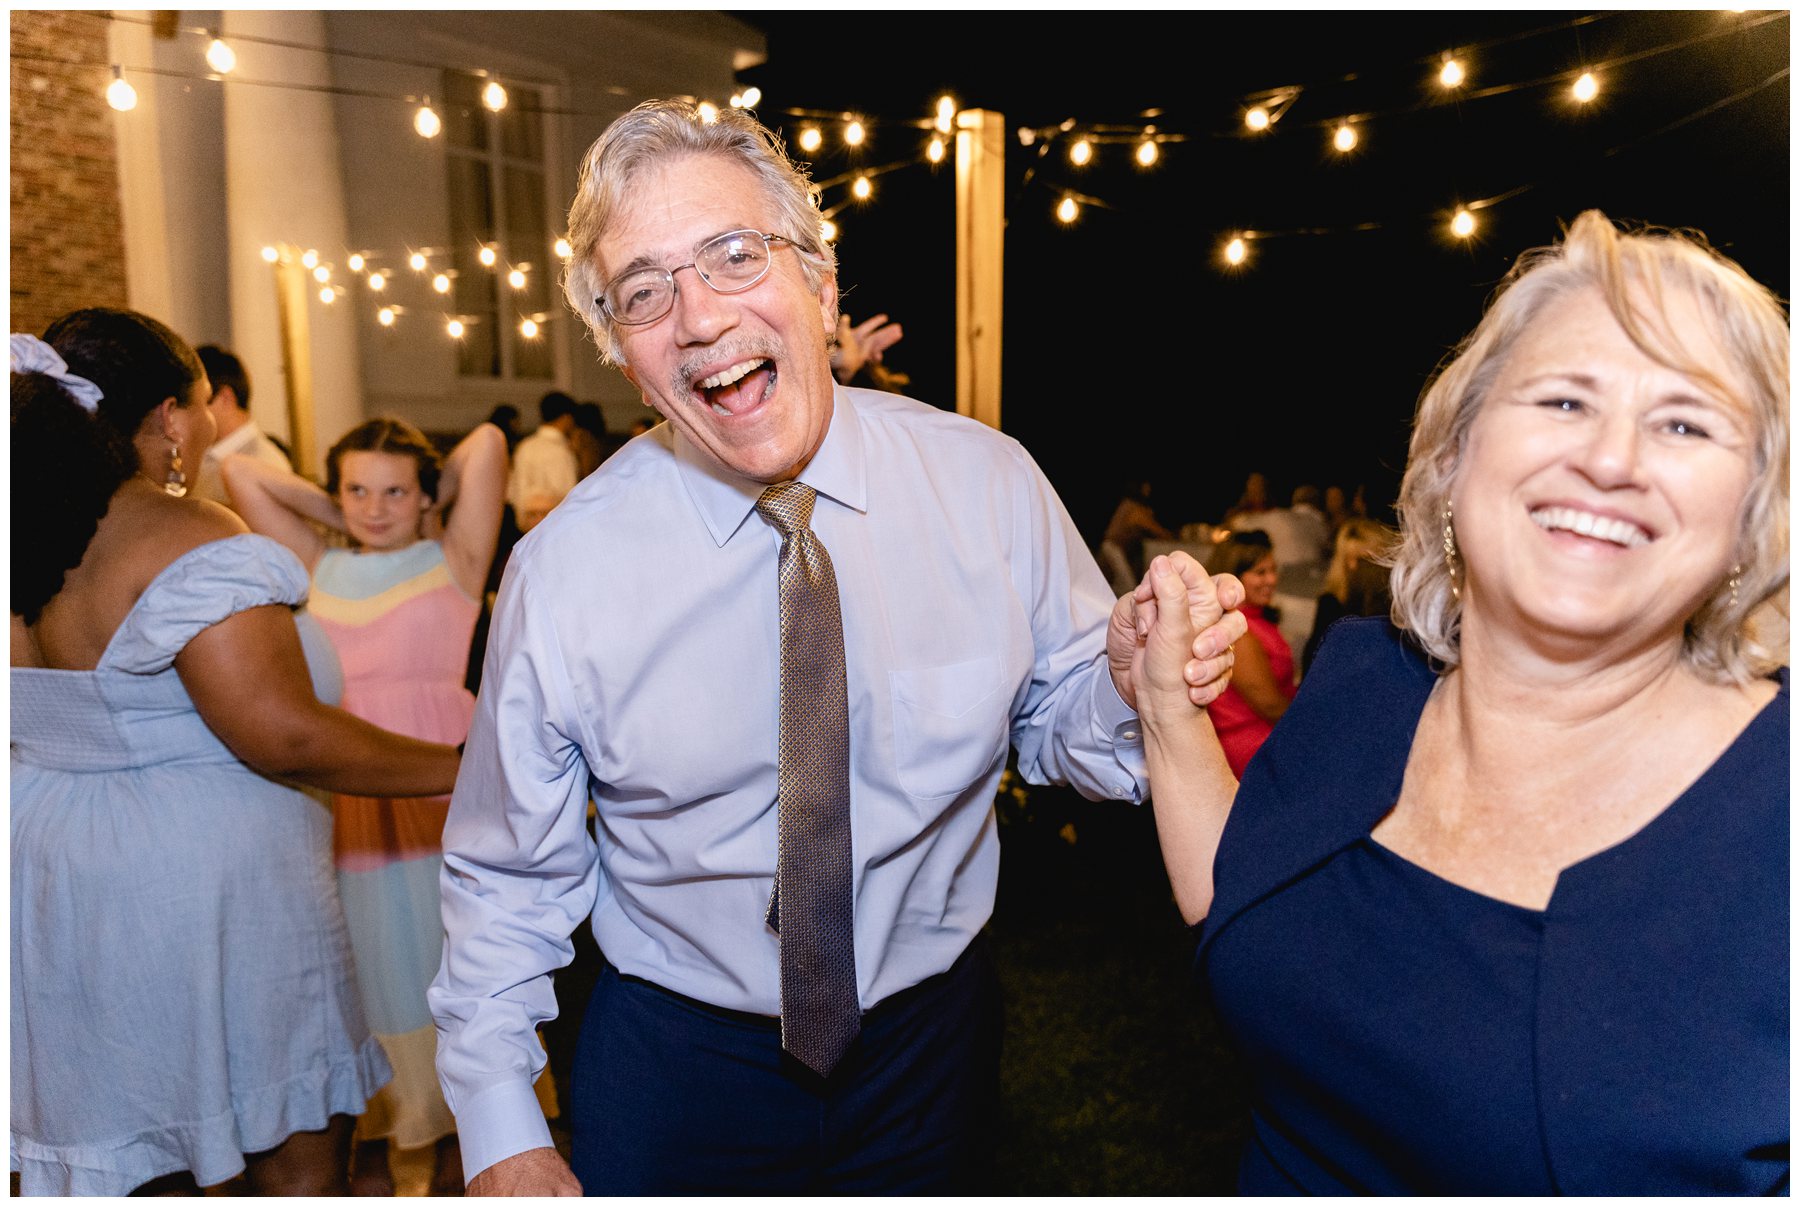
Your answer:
[10,310,462,1195]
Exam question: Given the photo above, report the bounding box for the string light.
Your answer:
[696,101,719,124]
[205,37,236,75]
[554,238,572,259]
[414,102,441,139]
[1224,236,1248,266]
[433,273,451,293]
[318,286,335,304]
[312,265,331,284]
[1333,124,1358,152]
[1069,138,1093,167]
[1244,106,1270,132]
[738,86,762,109]
[519,318,540,338]
[1439,58,1466,88]
[368,272,387,291]
[927,136,945,164]
[301,249,319,269]
[508,268,527,289]
[820,218,838,242]
[1451,208,1477,238]
[1572,71,1600,103]
[1135,136,1159,167]
[377,307,396,327]
[260,246,279,263]
[106,67,137,112]
[844,119,866,147]
[798,126,823,153]
[477,244,498,267]
[851,175,872,201]
[446,318,465,338]
[935,95,956,135]
[1055,195,1080,224]
[347,253,365,272]
[409,252,427,272]
[482,79,507,111]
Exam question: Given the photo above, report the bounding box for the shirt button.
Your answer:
[1121,730,1139,741]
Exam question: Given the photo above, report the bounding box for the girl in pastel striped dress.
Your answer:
[226,416,510,1194]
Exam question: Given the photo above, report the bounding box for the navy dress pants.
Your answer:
[570,933,1001,1194]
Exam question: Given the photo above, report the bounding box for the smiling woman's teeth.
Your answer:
[1529,506,1650,548]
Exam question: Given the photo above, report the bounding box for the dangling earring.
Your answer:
[1443,500,1459,601]
[163,441,188,497]
[1728,564,1742,611]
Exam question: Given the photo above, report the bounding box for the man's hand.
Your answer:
[1107,553,1246,712]
[830,313,904,383]
[466,1146,582,1197]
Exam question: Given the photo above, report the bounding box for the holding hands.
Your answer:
[1106,553,1246,718]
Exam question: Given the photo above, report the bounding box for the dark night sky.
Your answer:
[732,10,1789,539]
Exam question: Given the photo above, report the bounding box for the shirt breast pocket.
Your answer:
[889,656,1008,800]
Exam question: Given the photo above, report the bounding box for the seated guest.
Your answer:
[1103,477,1173,578]
[1300,516,1394,675]
[1128,211,1788,1193]
[1204,529,1295,777]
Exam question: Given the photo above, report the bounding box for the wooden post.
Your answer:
[271,247,318,476]
[954,108,1005,429]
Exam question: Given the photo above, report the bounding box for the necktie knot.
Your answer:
[756,481,816,536]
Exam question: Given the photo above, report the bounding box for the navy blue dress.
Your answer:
[1199,618,1789,1194]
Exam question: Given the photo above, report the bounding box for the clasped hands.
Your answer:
[1107,553,1246,724]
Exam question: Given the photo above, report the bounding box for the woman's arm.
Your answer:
[176,603,459,797]
[221,454,339,572]
[435,423,509,599]
[1230,627,1291,723]
[1134,555,1240,924]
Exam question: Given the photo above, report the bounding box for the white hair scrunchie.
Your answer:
[10,333,104,413]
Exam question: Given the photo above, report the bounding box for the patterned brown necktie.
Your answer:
[755,481,859,1076]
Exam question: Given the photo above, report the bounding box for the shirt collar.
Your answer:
[674,383,869,547]
[205,418,262,460]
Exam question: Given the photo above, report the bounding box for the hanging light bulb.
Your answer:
[1244,106,1270,132]
[851,176,872,201]
[935,95,956,135]
[478,244,498,268]
[1069,138,1093,167]
[738,86,762,109]
[433,273,451,294]
[844,119,866,147]
[798,126,823,153]
[1571,72,1599,103]
[409,251,428,272]
[368,272,387,292]
[696,101,719,124]
[301,249,319,269]
[1055,195,1080,225]
[446,318,465,338]
[927,136,945,164]
[1333,124,1358,152]
[820,218,838,243]
[482,79,507,111]
[554,237,572,259]
[1224,236,1248,267]
[318,286,335,304]
[205,37,236,75]
[1451,208,1477,238]
[508,268,527,290]
[1439,58,1466,88]
[347,253,365,273]
[519,318,540,339]
[312,265,331,284]
[260,245,280,264]
[106,67,137,112]
[1136,137,1159,167]
[377,307,396,327]
[414,101,442,139]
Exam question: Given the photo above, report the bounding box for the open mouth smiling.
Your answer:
[695,357,777,416]
[1528,505,1654,549]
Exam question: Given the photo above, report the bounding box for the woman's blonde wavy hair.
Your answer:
[1389,210,1788,683]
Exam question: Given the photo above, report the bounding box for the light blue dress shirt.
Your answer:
[431,387,1147,1177]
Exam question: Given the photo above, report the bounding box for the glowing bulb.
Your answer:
[519,318,540,338]
[414,104,441,139]
[1225,237,1248,266]
[478,245,497,267]
[301,249,319,269]
[1069,138,1093,167]
[377,307,395,327]
[935,95,956,134]
[820,219,838,243]
[1451,209,1476,238]
[347,253,365,272]
[106,70,137,112]
[446,319,465,338]
[433,273,451,294]
[205,38,236,75]
[409,252,427,272]
[851,176,872,201]
[1136,138,1159,167]
[1245,106,1270,132]
[368,272,387,291]
[1333,124,1358,152]
[927,137,945,164]
[844,120,865,147]
[696,101,719,124]
[312,265,331,284]
[798,126,823,153]
[1572,72,1599,103]
[260,246,279,263]
[1439,58,1465,88]
[482,80,507,111]
[318,286,335,304]
[1056,196,1079,224]
[554,237,572,259]
[508,268,527,290]
[738,86,762,109]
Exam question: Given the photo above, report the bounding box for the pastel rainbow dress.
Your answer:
[308,540,475,1150]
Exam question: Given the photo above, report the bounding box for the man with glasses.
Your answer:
[430,99,1245,1195]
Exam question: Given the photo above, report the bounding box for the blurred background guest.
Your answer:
[571,401,610,479]
[225,414,510,1196]
[1301,516,1395,676]
[1101,477,1174,585]
[830,310,909,391]
[1203,529,1295,776]
[508,390,579,532]
[481,403,523,454]
[192,344,292,507]
[11,310,459,1196]
[1221,470,1270,524]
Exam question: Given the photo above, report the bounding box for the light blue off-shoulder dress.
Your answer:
[10,534,390,1195]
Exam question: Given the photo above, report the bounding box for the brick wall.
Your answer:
[11,10,128,336]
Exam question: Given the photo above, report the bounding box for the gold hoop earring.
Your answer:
[163,441,188,498]
[1443,500,1459,601]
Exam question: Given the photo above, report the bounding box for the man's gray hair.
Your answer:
[562,98,837,367]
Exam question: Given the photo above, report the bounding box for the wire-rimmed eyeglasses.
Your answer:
[595,229,795,326]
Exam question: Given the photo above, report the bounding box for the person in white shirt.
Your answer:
[193,346,291,507]
[507,391,580,531]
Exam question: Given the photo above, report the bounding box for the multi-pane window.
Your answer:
[444,69,554,379]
